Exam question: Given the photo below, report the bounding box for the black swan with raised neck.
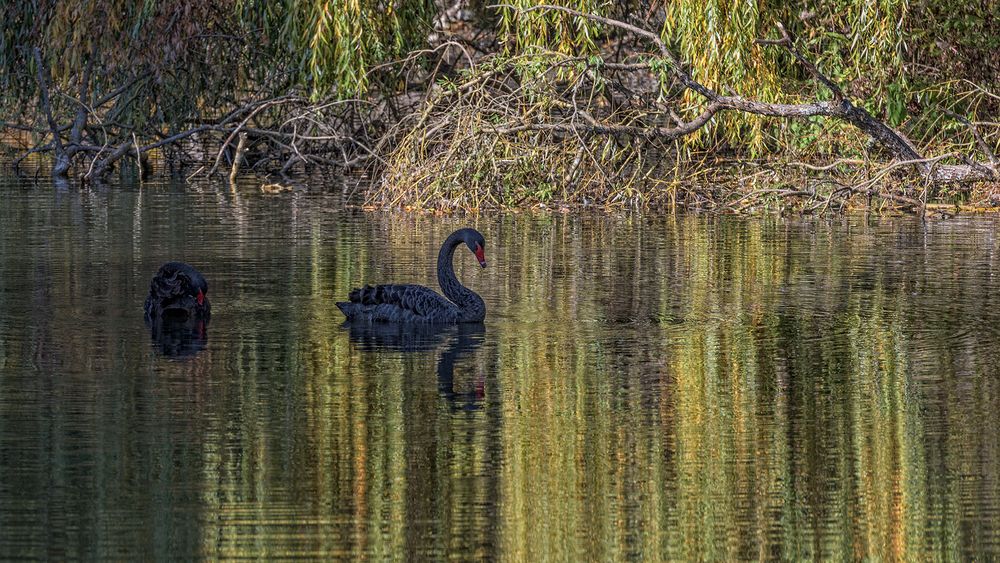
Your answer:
[337,228,487,323]
[144,262,211,321]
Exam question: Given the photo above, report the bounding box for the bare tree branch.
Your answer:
[756,23,844,101]
[943,109,999,170]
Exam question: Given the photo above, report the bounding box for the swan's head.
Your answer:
[171,264,209,308]
[457,228,487,268]
[187,270,209,307]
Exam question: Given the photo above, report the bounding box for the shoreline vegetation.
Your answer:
[1,1,998,213]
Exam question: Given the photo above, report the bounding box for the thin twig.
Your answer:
[943,108,999,170]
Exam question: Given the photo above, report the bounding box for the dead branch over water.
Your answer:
[5,65,389,184]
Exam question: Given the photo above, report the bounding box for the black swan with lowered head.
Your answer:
[337,228,487,323]
[144,262,211,321]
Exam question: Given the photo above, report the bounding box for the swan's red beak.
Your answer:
[474,244,486,268]
[196,289,205,306]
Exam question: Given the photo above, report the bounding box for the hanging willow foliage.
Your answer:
[0,0,436,112]
[2,0,995,185]
[0,0,438,178]
[498,0,601,54]
[236,0,436,98]
[662,0,783,153]
[490,1,911,152]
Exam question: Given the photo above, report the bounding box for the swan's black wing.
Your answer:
[336,284,460,323]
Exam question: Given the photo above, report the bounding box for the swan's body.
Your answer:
[337,228,487,323]
[143,262,211,321]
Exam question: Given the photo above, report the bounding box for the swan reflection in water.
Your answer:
[343,322,486,410]
[147,316,209,359]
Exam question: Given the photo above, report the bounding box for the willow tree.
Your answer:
[375,1,996,210]
[237,0,436,98]
[499,0,602,54]
[492,0,910,153]
[0,0,435,178]
[1,0,997,204]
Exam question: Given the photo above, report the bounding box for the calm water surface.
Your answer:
[1,174,999,560]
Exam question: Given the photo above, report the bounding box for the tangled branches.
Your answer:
[6,71,391,184]
[370,52,693,209]
[368,5,999,212]
[4,4,998,214]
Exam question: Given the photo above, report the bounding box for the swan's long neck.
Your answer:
[438,233,486,321]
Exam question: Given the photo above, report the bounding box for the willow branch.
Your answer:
[492,3,718,99]
[68,51,96,149]
[495,103,722,139]
[498,3,928,167]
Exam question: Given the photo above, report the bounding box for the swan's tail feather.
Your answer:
[348,287,363,302]
[341,285,392,321]
[338,302,374,322]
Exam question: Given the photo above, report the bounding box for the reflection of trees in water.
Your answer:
[660,220,1000,560]
[337,322,499,556]
[4,186,1000,559]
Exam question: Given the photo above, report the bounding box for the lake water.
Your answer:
[1,173,999,560]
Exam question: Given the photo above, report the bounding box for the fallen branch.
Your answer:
[229,132,248,184]
[502,4,995,187]
[207,95,305,177]
[493,102,721,139]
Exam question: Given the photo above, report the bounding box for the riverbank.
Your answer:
[5,153,1000,217]
[2,4,997,213]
